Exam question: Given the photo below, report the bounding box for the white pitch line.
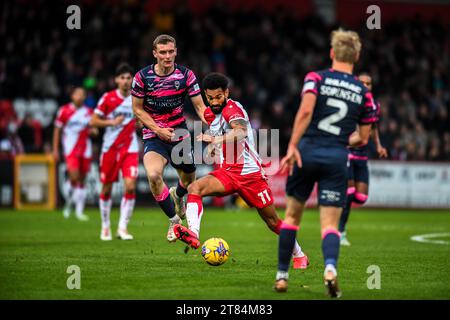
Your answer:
[410,233,450,245]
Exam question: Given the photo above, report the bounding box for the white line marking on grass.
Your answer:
[410,233,450,245]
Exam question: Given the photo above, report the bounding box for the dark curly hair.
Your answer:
[202,73,229,91]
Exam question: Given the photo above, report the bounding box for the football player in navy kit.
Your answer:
[339,73,388,246]
[131,35,207,242]
[274,29,378,297]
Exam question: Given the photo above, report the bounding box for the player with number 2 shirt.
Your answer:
[275,29,378,297]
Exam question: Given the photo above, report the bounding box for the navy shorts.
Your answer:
[143,137,196,174]
[348,158,369,184]
[286,141,348,208]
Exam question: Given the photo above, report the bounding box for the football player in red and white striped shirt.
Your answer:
[53,87,93,221]
[90,63,138,241]
[173,73,309,269]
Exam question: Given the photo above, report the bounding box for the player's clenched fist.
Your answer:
[156,127,175,142]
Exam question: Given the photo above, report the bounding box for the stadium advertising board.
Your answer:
[367,161,450,208]
[56,161,450,209]
[57,163,212,206]
[54,161,450,209]
[267,161,450,209]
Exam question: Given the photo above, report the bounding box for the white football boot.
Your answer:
[76,213,89,222]
[117,229,134,240]
[324,264,342,298]
[169,186,186,219]
[100,227,112,241]
[167,216,181,242]
[63,203,71,219]
[340,232,351,246]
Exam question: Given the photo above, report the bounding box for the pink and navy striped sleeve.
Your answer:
[301,71,322,96]
[186,69,201,97]
[359,91,378,124]
[131,71,145,98]
[375,101,381,122]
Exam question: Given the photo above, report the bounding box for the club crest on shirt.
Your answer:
[174,81,180,90]
[146,82,154,92]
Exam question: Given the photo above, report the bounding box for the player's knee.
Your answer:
[69,173,79,185]
[101,190,112,198]
[354,192,368,204]
[69,179,78,188]
[102,184,111,192]
[147,171,163,187]
[125,185,136,195]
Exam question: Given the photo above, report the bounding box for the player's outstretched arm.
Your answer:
[132,96,174,141]
[218,119,248,143]
[190,94,207,124]
[89,113,124,128]
[370,124,388,158]
[52,126,61,162]
[196,119,247,145]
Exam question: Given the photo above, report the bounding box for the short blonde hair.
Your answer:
[153,34,176,50]
[331,28,361,63]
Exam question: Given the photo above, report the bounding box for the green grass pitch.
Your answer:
[0,207,449,299]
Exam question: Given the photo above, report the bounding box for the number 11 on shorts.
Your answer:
[258,189,271,205]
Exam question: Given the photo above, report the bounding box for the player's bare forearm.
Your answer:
[191,94,207,124]
[89,113,116,128]
[52,127,60,153]
[349,131,362,146]
[52,127,61,161]
[289,113,311,147]
[288,93,316,147]
[216,119,247,144]
[371,124,388,158]
[198,120,247,144]
[132,96,161,133]
[371,124,381,148]
[349,124,371,147]
[214,128,247,144]
[199,128,247,145]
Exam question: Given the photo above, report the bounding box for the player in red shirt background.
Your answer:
[90,63,138,241]
[52,87,93,221]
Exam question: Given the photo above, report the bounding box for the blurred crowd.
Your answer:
[1,0,449,161]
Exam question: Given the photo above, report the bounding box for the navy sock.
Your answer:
[154,187,176,219]
[322,231,340,267]
[278,226,297,272]
[175,180,188,198]
[339,193,354,233]
[157,196,176,219]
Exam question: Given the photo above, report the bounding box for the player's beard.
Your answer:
[211,99,227,114]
